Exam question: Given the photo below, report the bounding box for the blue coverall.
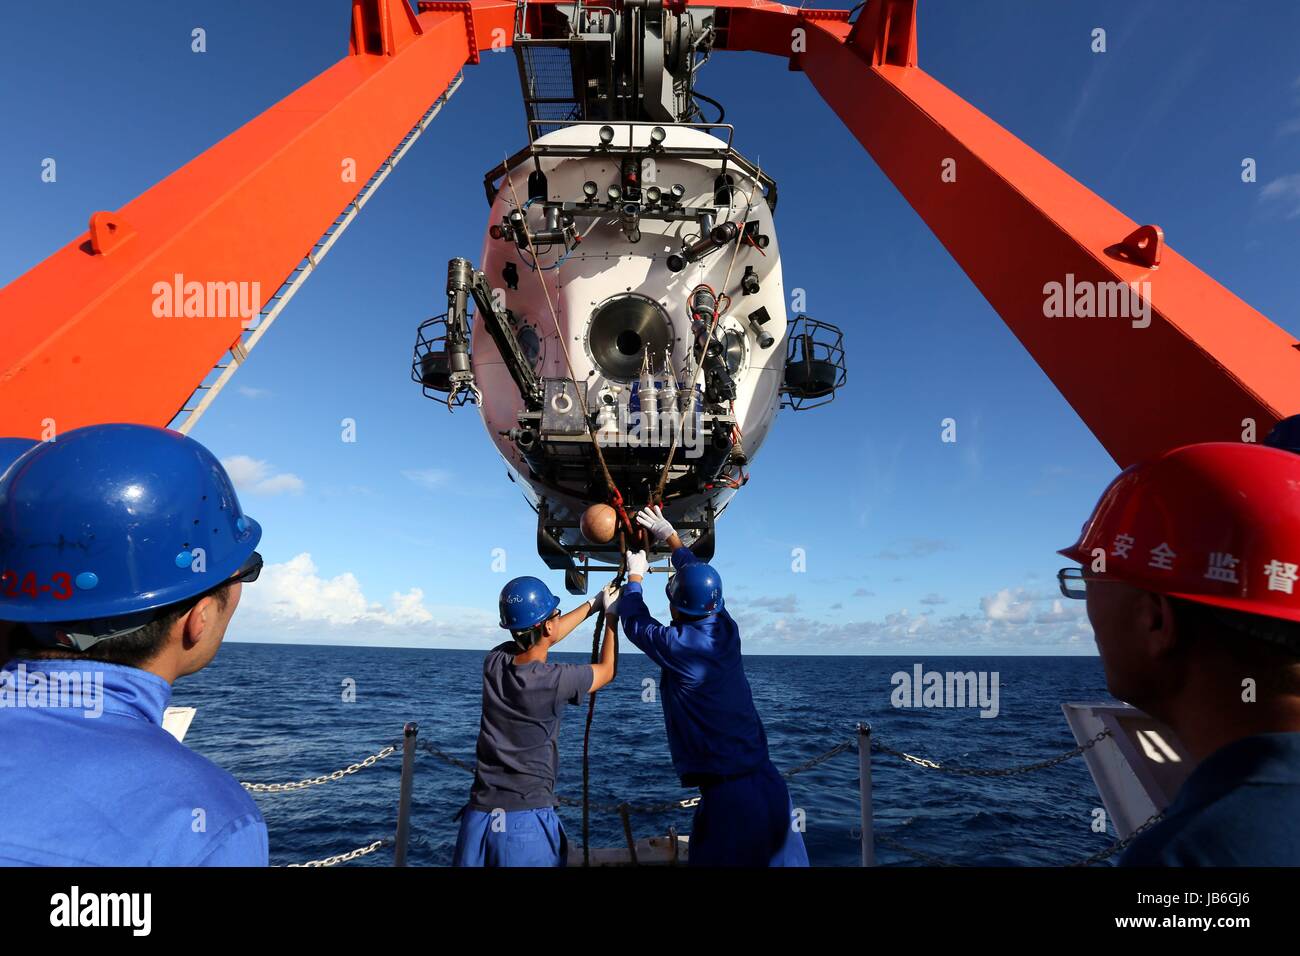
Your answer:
[0,659,268,866]
[1120,732,1300,866]
[618,546,809,866]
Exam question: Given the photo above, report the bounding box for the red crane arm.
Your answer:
[771,1,1300,465]
[0,0,513,437]
[0,0,1295,466]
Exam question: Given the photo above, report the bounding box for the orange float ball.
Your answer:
[580,503,618,544]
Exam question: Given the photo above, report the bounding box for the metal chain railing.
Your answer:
[418,736,856,816]
[1068,812,1166,867]
[255,725,1144,867]
[417,741,474,774]
[876,833,957,868]
[869,729,1113,776]
[782,738,857,778]
[287,837,394,868]
[241,743,399,793]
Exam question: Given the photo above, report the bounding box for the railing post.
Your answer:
[394,721,418,867]
[857,723,874,867]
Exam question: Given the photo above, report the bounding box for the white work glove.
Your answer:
[625,550,649,577]
[636,504,675,543]
[592,583,621,614]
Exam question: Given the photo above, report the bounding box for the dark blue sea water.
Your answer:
[176,643,1120,867]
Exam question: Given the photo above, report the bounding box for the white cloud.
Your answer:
[402,468,452,491]
[729,585,1091,654]
[1260,173,1300,218]
[222,455,304,496]
[981,587,1036,623]
[751,593,799,613]
[237,385,271,399]
[237,553,498,641]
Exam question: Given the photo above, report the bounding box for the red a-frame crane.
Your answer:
[1,0,1296,467]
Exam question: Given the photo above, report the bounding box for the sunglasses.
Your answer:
[1057,566,1127,600]
[229,551,263,585]
[1057,567,1087,599]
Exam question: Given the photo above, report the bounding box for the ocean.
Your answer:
[176,643,1121,867]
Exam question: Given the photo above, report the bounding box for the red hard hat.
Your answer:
[1059,442,1300,623]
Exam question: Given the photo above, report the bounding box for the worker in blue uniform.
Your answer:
[617,505,809,867]
[0,436,37,669]
[0,423,269,866]
[1059,441,1300,865]
[453,575,620,866]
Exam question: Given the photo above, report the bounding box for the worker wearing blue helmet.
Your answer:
[452,574,620,866]
[0,437,38,669]
[0,423,268,866]
[617,505,809,866]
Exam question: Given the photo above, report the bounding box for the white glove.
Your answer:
[636,504,675,543]
[595,582,624,613]
[625,550,649,577]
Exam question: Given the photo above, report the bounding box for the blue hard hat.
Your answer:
[0,423,261,624]
[1264,414,1300,455]
[499,576,561,631]
[666,561,723,617]
[0,437,37,475]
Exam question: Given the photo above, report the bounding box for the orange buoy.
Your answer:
[580,503,618,543]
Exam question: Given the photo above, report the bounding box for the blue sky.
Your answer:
[2,0,1298,654]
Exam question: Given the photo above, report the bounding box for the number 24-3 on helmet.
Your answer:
[0,423,261,624]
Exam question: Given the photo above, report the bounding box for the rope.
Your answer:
[582,534,626,866]
[240,743,398,792]
[502,159,642,863]
[653,165,764,505]
[502,161,636,539]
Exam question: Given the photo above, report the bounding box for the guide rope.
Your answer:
[582,529,627,866]
[502,161,641,866]
[502,162,636,540]
[653,165,764,505]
